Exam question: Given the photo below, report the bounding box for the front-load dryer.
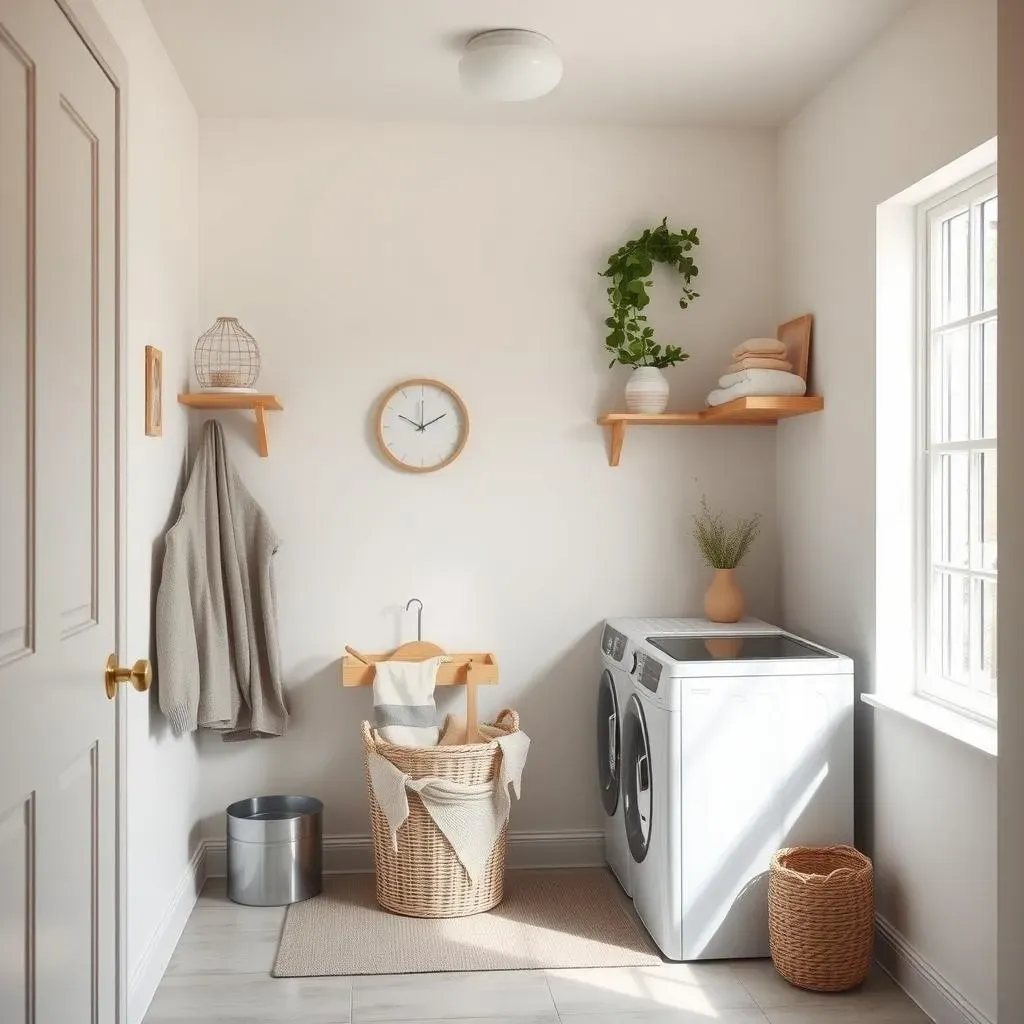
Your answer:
[622,623,854,961]
[598,617,777,898]
[598,621,634,895]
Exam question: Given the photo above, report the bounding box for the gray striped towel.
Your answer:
[372,656,446,747]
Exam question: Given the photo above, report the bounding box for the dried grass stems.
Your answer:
[692,497,761,569]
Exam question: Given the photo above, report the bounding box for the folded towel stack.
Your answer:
[707,368,807,407]
[727,337,791,373]
[706,338,806,407]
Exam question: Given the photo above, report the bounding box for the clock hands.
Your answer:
[398,407,446,432]
[397,399,447,434]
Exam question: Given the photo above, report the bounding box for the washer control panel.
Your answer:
[634,651,662,693]
[601,625,627,662]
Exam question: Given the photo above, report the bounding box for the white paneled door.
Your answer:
[0,0,120,1021]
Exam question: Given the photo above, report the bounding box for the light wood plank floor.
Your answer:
[144,878,933,1024]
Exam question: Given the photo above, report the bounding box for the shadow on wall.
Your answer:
[854,697,875,892]
[195,659,366,837]
[487,625,606,832]
[194,627,606,839]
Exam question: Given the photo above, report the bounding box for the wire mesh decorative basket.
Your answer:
[194,316,261,390]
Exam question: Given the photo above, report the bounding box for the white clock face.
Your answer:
[378,380,468,472]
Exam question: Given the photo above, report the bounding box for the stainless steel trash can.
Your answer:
[226,795,323,906]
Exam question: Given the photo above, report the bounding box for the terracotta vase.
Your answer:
[704,568,745,623]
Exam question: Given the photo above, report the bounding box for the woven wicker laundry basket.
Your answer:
[768,845,875,992]
[361,708,519,918]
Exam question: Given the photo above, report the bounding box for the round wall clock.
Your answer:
[376,378,469,473]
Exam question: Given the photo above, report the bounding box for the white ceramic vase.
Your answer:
[624,366,669,414]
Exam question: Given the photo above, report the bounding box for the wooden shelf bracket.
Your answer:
[177,393,283,457]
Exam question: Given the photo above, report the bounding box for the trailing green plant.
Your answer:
[692,497,761,569]
[601,218,700,369]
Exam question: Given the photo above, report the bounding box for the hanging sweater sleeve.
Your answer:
[155,523,202,735]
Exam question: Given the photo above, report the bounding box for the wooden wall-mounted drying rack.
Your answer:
[341,599,498,743]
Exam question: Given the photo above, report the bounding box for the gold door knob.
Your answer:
[104,654,152,700]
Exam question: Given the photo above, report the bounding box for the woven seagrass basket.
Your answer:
[361,708,519,918]
[768,845,875,992]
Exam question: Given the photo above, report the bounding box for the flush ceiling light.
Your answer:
[459,29,563,102]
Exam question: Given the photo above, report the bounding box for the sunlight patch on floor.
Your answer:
[545,966,724,1015]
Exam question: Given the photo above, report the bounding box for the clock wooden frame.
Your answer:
[375,377,469,473]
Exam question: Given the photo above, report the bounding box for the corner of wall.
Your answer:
[775,1,997,1019]
[92,0,203,1000]
[127,843,206,1024]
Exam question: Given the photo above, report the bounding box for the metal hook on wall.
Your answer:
[405,598,424,642]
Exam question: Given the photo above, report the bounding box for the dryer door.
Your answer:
[597,669,620,815]
[623,693,653,863]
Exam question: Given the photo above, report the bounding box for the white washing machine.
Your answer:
[622,622,854,961]
[598,618,780,898]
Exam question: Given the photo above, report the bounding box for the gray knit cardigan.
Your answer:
[156,420,289,739]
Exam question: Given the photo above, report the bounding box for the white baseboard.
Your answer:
[506,829,605,869]
[203,828,605,878]
[875,914,994,1024]
[127,842,206,1024]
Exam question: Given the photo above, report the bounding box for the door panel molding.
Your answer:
[0,792,36,1023]
[60,602,96,640]
[90,741,99,1024]
[53,743,100,1019]
[56,94,100,640]
[0,24,36,668]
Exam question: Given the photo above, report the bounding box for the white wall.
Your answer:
[193,119,782,840]
[777,0,997,1018]
[89,0,200,1017]
[998,0,1024,1018]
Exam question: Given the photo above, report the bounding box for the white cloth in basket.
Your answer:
[372,656,447,747]
[437,716,509,746]
[367,729,531,884]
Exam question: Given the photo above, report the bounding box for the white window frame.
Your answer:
[916,167,998,723]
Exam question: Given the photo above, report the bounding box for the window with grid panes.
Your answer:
[919,171,997,720]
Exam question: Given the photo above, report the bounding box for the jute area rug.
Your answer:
[273,868,661,977]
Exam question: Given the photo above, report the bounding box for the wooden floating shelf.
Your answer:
[177,393,283,458]
[598,395,824,466]
[341,651,499,687]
